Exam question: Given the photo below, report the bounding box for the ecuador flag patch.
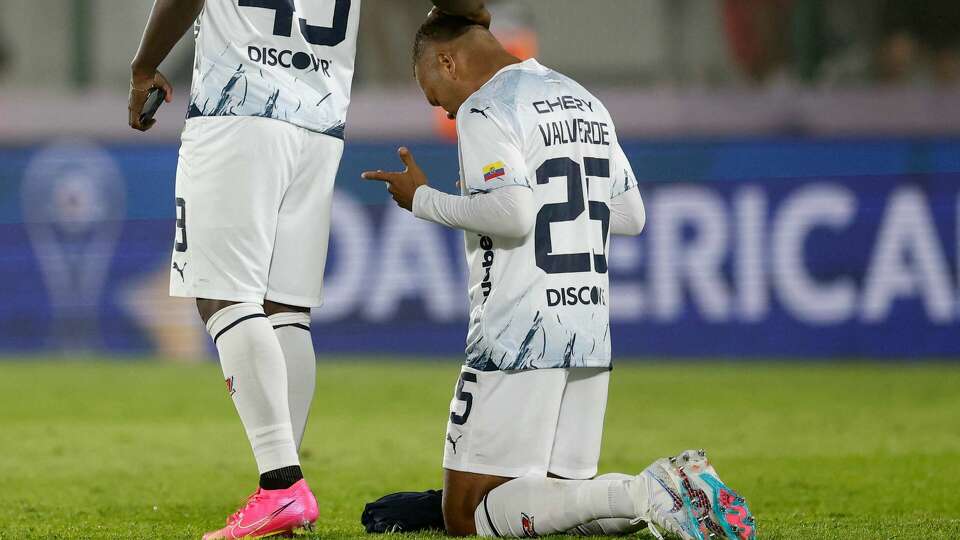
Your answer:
[482,161,506,182]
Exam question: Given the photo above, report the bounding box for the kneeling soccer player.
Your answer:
[362,15,756,540]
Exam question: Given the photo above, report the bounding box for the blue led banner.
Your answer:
[1,138,958,358]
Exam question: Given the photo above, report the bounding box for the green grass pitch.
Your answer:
[1,359,958,539]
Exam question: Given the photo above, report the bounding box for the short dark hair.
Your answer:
[412,14,482,69]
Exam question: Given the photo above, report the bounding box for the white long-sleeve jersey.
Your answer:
[187,0,361,138]
[417,59,643,371]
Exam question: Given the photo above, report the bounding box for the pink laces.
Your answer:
[227,489,265,524]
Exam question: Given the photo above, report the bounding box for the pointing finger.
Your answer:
[361,170,397,183]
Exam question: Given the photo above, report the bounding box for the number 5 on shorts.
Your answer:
[450,372,477,426]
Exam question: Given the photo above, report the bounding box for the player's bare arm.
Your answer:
[128,0,204,131]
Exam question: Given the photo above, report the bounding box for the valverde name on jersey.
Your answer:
[534,94,612,148]
[188,0,360,137]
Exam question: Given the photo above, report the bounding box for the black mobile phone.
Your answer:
[139,87,167,125]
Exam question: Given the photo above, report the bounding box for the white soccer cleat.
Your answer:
[630,454,701,539]
[630,449,756,540]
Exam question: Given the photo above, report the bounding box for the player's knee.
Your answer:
[196,298,239,325]
[443,508,477,537]
[442,496,480,536]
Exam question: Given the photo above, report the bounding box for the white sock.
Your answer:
[474,475,638,537]
[207,303,299,474]
[568,474,645,536]
[269,312,316,449]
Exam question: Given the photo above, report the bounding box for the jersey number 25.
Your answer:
[535,157,611,275]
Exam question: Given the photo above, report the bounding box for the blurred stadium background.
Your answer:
[1,2,960,537]
[1,0,959,360]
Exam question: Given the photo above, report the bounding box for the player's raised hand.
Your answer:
[361,147,429,211]
[128,69,173,132]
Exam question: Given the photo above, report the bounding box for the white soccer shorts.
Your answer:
[169,116,343,308]
[442,366,610,480]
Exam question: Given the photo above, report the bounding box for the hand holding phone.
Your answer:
[128,70,173,132]
[139,87,167,125]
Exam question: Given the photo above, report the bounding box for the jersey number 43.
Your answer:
[238,0,351,46]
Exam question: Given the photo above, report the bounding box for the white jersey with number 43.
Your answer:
[188,0,361,138]
[458,59,638,372]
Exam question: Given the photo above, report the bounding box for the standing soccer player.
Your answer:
[363,15,756,540]
[127,1,490,538]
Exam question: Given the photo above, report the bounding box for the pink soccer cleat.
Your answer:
[202,479,319,539]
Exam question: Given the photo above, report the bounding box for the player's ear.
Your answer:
[437,52,456,80]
